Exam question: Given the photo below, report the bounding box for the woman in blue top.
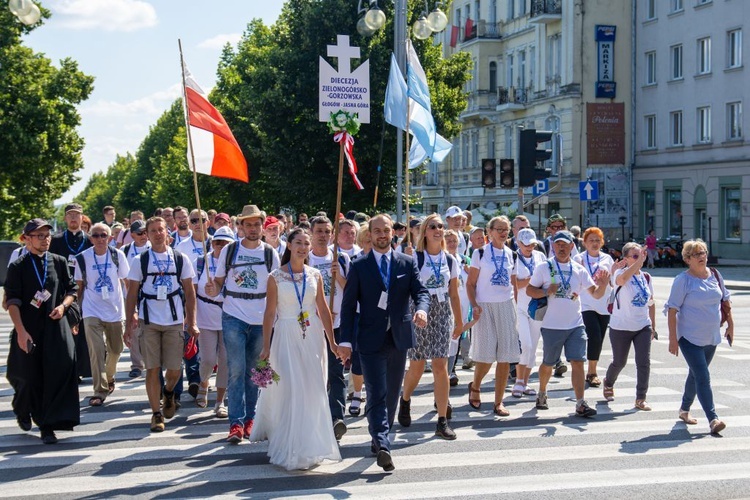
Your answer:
[665,239,733,435]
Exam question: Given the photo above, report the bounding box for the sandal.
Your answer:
[635,399,652,411]
[603,384,615,402]
[468,382,481,410]
[493,403,510,417]
[511,383,525,398]
[349,396,363,417]
[196,386,208,408]
[586,374,601,387]
[108,380,115,394]
[88,396,104,407]
[679,410,698,425]
[523,386,537,396]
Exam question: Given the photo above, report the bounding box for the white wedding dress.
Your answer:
[250,266,341,470]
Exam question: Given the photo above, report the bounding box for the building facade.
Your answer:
[633,0,749,259]
[415,0,634,241]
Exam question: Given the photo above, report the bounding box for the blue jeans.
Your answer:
[222,313,263,427]
[678,337,718,422]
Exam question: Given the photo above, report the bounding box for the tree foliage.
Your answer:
[76,0,471,218]
[0,6,94,239]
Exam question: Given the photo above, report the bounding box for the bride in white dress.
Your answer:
[250,228,341,470]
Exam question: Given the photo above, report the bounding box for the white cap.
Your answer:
[517,228,539,247]
[444,206,463,219]
[212,226,236,242]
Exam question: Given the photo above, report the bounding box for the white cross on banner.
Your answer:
[319,35,370,123]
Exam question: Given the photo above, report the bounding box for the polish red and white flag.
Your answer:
[182,64,249,182]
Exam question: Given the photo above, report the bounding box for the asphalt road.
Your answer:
[1,272,749,499]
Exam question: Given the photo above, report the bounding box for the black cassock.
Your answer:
[5,252,80,431]
[49,230,92,378]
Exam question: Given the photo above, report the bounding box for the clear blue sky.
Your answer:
[23,0,284,202]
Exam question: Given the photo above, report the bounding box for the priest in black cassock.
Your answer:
[49,203,92,379]
[6,219,80,444]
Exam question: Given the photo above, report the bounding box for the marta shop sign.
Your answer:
[319,35,370,124]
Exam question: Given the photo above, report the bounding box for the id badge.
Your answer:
[68,255,77,268]
[101,287,110,300]
[157,286,167,300]
[378,291,388,310]
[31,289,51,308]
[437,289,447,303]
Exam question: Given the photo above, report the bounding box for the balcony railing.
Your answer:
[463,89,500,115]
[462,20,502,42]
[498,86,528,105]
[531,0,562,16]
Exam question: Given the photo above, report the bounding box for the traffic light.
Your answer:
[519,129,554,187]
[481,158,496,188]
[499,158,514,188]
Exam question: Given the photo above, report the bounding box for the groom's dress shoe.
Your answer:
[397,397,411,427]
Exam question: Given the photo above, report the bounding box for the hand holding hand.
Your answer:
[413,310,427,328]
[337,345,352,363]
[452,324,463,339]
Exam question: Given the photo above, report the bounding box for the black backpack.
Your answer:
[137,249,185,325]
[416,250,456,275]
[75,247,121,290]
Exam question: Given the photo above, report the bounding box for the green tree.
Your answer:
[0,6,94,239]
[75,153,136,219]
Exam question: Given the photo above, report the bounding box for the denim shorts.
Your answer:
[541,325,587,365]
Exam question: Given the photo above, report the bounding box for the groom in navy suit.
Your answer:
[339,214,430,472]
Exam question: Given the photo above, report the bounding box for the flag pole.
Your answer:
[178,39,210,273]
[373,115,386,207]
[329,138,346,313]
[404,44,412,247]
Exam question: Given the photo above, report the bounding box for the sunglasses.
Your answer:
[190,218,208,224]
[90,233,109,239]
[427,223,444,230]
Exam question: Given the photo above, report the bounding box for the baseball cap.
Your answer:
[546,214,566,228]
[65,203,83,214]
[215,212,231,223]
[23,218,53,235]
[444,206,463,219]
[393,221,406,230]
[263,216,280,229]
[130,220,147,234]
[212,226,236,242]
[409,218,423,229]
[469,226,485,235]
[517,228,539,247]
[345,210,357,220]
[552,230,574,243]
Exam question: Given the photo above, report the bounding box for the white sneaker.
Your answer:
[215,402,228,418]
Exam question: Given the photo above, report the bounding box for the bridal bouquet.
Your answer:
[250,359,280,388]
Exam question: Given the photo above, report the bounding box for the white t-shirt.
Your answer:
[127,248,195,326]
[609,269,654,331]
[529,257,595,330]
[7,247,27,268]
[194,252,224,331]
[573,251,614,314]
[470,244,514,303]
[308,249,350,329]
[332,244,361,258]
[215,241,280,325]
[124,242,151,264]
[514,249,548,315]
[175,237,210,268]
[417,250,459,302]
[449,252,471,322]
[171,230,193,247]
[74,248,130,322]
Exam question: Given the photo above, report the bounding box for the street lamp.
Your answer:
[9,0,41,25]
[356,0,448,220]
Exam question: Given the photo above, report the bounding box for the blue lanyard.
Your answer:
[31,252,48,289]
[208,254,217,276]
[517,252,535,275]
[426,251,443,285]
[631,273,649,297]
[288,263,306,310]
[489,244,507,276]
[92,249,109,282]
[585,252,600,276]
[151,249,172,276]
[555,259,572,290]
[64,230,86,255]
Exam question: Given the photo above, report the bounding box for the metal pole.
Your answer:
[394,0,407,221]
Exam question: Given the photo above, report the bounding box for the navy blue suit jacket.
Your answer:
[340,250,430,353]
